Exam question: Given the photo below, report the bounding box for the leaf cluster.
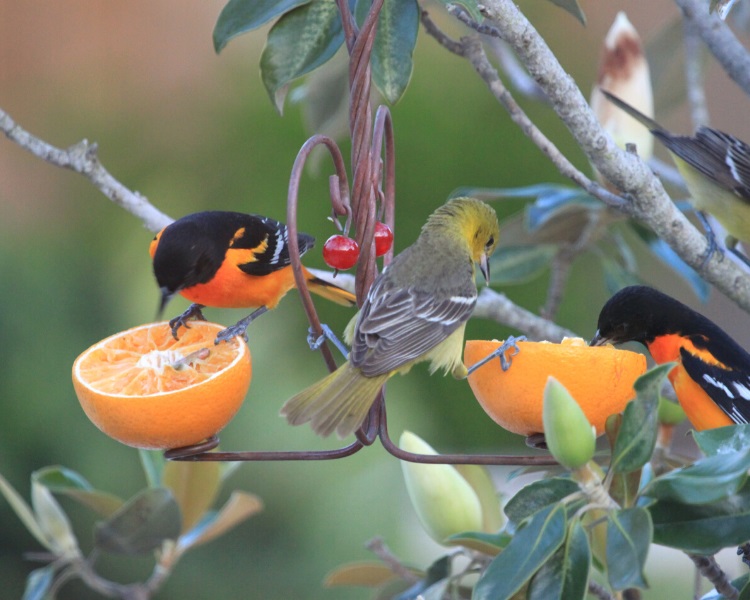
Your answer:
[1,453,261,600]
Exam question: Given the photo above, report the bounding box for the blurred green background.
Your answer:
[2,1,750,598]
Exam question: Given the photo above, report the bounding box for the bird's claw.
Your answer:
[307,324,349,359]
[168,304,206,340]
[737,543,750,568]
[465,335,527,376]
[214,323,249,345]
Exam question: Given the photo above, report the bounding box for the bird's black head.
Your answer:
[591,285,697,347]
[152,213,231,315]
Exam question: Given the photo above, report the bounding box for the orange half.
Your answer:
[465,338,646,436]
[72,321,251,449]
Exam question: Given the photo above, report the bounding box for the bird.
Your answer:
[601,90,750,256]
[150,211,357,342]
[280,196,501,438]
[591,285,750,430]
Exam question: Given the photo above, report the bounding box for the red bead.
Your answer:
[374,222,394,257]
[322,235,360,270]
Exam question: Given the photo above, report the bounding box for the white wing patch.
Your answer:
[702,374,735,399]
[270,228,286,265]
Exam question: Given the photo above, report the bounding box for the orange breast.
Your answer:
[647,334,734,430]
[180,258,297,309]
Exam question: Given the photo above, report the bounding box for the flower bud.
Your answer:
[400,431,484,544]
[591,12,654,182]
[543,377,596,470]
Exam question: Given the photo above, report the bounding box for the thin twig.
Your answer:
[682,18,710,128]
[688,554,739,600]
[0,107,171,233]
[675,0,750,98]
[366,537,421,584]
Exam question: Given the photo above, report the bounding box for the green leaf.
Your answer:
[643,446,750,505]
[445,530,511,555]
[650,479,750,554]
[527,519,590,600]
[139,449,165,488]
[490,245,557,285]
[606,508,652,591]
[433,0,482,22]
[94,488,181,555]
[0,472,53,552]
[610,364,669,473]
[213,0,311,52]
[162,461,221,534]
[31,481,79,556]
[504,478,580,528]
[177,491,263,552]
[474,504,567,600]
[22,566,54,600]
[260,0,351,113]
[32,466,123,518]
[356,0,418,104]
[544,0,585,25]
[694,424,750,457]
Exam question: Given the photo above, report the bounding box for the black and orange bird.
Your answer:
[591,285,750,430]
[150,211,357,342]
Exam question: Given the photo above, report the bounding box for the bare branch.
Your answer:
[682,18,710,128]
[0,107,171,233]
[675,0,750,97]
[474,287,577,341]
[688,553,739,599]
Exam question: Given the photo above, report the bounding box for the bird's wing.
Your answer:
[681,348,750,424]
[349,277,476,377]
[230,215,315,276]
[666,128,750,201]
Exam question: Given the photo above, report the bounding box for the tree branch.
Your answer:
[687,553,739,599]
[0,107,171,233]
[476,0,750,313]
[675,0,750,98]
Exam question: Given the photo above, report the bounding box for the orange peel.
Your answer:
[465,337,646,436]
[72,321,251,449]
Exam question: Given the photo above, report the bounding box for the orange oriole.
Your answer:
[150,211,356,340]
[591,285,750,430]
[281,197,500,438]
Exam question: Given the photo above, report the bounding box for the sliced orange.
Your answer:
[72,322,251,450]
[465,337,646,436]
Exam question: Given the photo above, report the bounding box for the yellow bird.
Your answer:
[281,197,500,438]
[602,90,750,252]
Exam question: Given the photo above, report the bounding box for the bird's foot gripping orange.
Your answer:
[169,303,207,340]
[215,306,269,345]
[465,335,526,376]
[307,324,350,358]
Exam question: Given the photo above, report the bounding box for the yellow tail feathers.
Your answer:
[281,362,387,438]
[303,268,357,307]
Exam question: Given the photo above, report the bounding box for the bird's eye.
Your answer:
[485,235,495,249]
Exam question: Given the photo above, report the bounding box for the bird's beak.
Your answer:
[479,253,491,285]
[590,330,607,346]
[157,287,173,320]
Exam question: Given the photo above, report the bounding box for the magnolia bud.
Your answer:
[400,431,484,544]
[542,377,596,470]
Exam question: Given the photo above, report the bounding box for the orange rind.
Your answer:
[72,321,251,450]
[465,337,646,436]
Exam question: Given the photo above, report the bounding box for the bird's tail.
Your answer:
[281,362,387,438]
[302,267,357,307]
[601,89,662,133]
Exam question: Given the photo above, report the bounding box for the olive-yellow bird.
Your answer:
[280,197,500,438]
[602,90,750,250]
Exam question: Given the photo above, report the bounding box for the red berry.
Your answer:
[374,222,394,257]
[323,235,360,270]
